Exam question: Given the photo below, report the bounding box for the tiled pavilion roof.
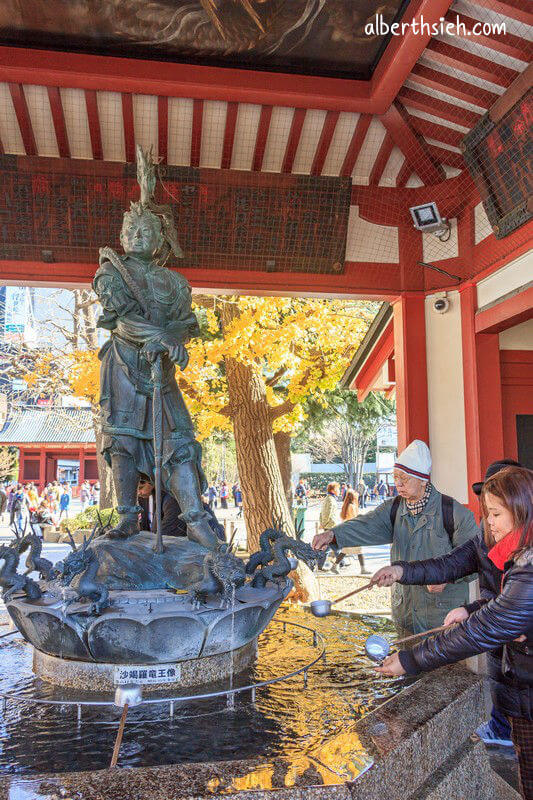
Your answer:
[0,406,95,444]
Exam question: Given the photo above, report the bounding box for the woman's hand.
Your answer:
[375,652,406,677]
[426,583,446,593]
[371,565,404,587]
[312,530,334,551]
[444,606,469,626]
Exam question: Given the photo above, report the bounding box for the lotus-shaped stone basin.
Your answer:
[7,583,290,665]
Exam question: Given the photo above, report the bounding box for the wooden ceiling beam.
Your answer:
[310,110,339,176]
[428,144,465,170]
[9,83,36,156]
[409,63,498,109]
[252,105,273,172]
[468,0,533,26]
[221,101,238,170]
[46,86,70,158]
[409,115,465,149]
[369,133,395,186]
[190,99,203,168]
[398,86,481,129]
[84,89,102,160]
[281,108,306,174]
[425,39,518,87]
[121,93,135,162]
[396,160,415,187]
[445,10,532,62]
[158,95,168,164]
[380,100,447,185]
[340,114,372,177]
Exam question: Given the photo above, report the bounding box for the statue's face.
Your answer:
[120,215,161,260]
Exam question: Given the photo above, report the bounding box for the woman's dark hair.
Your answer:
[341,489,357,520]
[480,466,533,553]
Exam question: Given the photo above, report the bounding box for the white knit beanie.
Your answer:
[394,440,431,480]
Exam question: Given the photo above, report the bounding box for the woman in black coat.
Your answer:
[373,466,533,800]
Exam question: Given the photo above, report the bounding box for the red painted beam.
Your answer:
[425,40,518,88]
[469,0,533,25]
[398,87,481,130]
[396,160,414,187]
[370,0,455,111]
[84,89,103,160]
[190,99,203,168]
[9,83,36,156]
[158,95,168,164]
[355,320,394,401]
[281,108,306,174]
[121,93,135,162]
[428,144,464,170]
[475,286,533,334]
[340,114,371,177]
[410,115,465,149]
[445,10,531,63]
[0,46,375,114]
[0,258,402,300]
[409,63,498,109]
[47,86,70,158]
[252,105,273,171]
[380,100,446,185]
[368,134,395,186]
[221,101,238,170]
[310,110,339,176]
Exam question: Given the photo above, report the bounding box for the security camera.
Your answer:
[433,295,450,314]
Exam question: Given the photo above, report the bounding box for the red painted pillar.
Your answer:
[78,448,85,485]
[393,294,429,452]
[39,449,46,493]
[18,447,24,484]
[460,284,504,511]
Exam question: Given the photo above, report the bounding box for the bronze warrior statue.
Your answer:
[93,147,217,551]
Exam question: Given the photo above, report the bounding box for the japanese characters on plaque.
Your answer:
[114,663,181,685]
[0,158,350,275]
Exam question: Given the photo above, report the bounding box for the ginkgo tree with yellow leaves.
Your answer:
[27,292,377,596]
[178,295,378,557]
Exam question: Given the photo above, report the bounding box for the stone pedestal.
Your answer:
[34,638,258,692]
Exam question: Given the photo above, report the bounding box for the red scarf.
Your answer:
[488,529,521,571]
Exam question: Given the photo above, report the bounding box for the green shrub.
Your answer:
[60,506,118,532]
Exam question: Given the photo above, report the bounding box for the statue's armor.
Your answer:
[93,253,206,493]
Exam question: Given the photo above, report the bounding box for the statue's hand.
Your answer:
[168,343,189,369]
[141,339,167,363]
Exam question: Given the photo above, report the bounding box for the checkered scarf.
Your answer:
[405,481,432,516]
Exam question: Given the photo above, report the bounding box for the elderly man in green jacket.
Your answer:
[312,440,478,634]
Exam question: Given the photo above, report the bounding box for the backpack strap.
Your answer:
[441,494,455,547]
[389,495,401,529]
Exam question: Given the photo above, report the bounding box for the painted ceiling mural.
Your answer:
[0,0,409,78]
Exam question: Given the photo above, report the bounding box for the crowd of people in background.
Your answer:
[0,479,101,531]
[205,480,242,515]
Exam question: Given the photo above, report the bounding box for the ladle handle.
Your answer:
[394,623,451,647]
[331,581,374,606]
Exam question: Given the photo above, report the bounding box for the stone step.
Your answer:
[492,771,521,800]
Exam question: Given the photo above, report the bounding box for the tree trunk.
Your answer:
[274,430,293,508]
[93,414,115,509]
[221,302,319,601]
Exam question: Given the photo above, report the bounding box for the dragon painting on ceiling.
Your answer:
[0,1,409,79]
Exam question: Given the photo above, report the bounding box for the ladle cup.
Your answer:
[310,581,374,617]
[364,623,452,662]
